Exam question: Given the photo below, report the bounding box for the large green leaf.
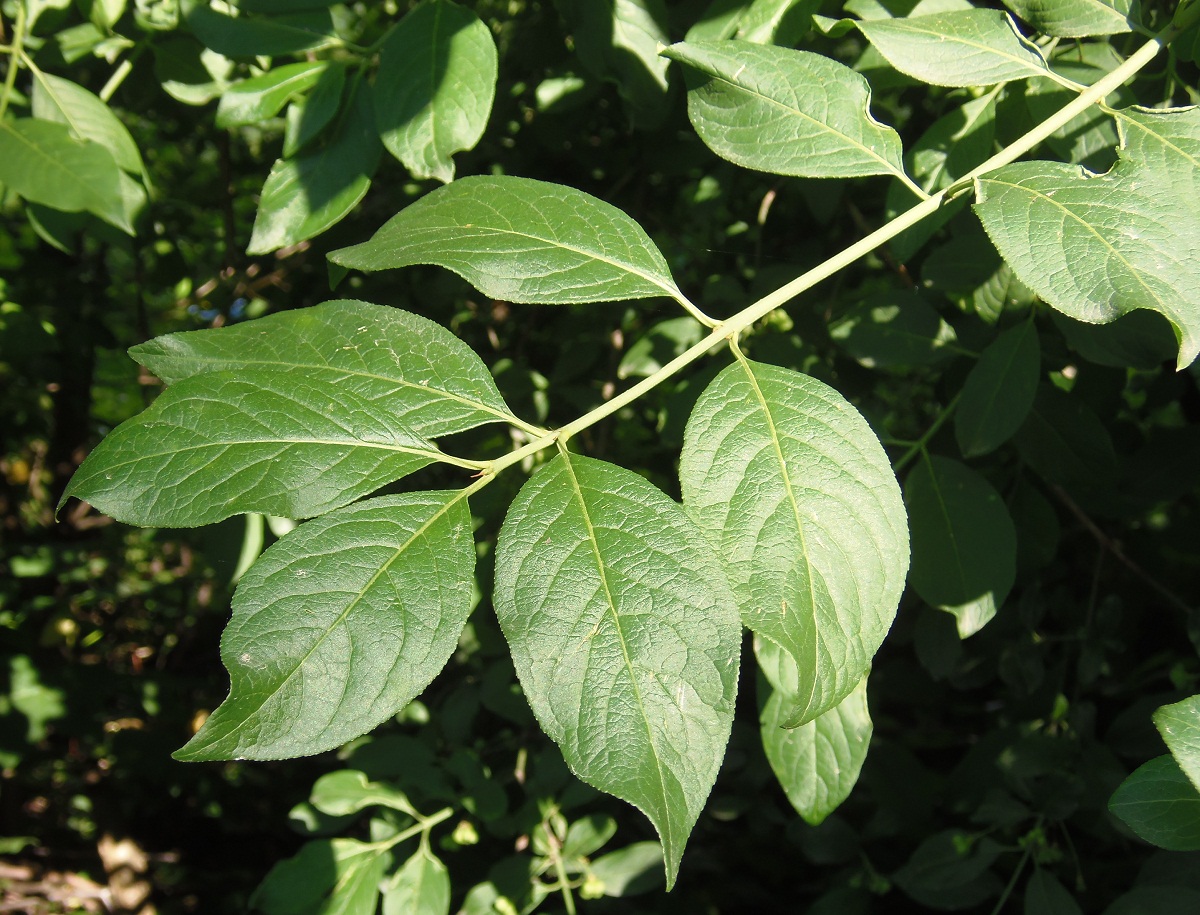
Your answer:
[660,40,907,180]
[955,320,1041,458]
[251,838,390,915]
[61,370,443,527]
[1002,0,1139,37]
[975,106,1200,368]
[382,848,451,915]
[855,10,1048,87]
[493,453,742,888]
[216,60,328,128]
[130,300,516,437]
[905,455,1016,638]
[1109,755,1200,851]
[248,83,381,254]
[0,118,132,233]
[375,0,497,183]
[557,0,672,128]
[760,674,872,826]
[30,72,147,180]
[329,176,686,305]
[680,359,908,724]
[177,492,474,760]
[1155,696,1200,796]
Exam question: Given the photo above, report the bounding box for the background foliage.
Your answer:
[2,0,1200,913]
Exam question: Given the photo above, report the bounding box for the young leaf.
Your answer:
[589,842,664,897]
[251,838,390,915]
[493,453,742,888]
[383,848,451,915]
[760,673,872,826]
[660,40,908,181]
[1109,755,1200,851]
[557,0,672,128]
[974,106,1200,368]
[955,320,1041,458]
[1154,696,1200,795]
[129,300,518,436]
[855,10,1048,87]
[176,491,475,760]
[30,72,148,181]
[375,0,497,183]
[61,371,443,527]
[185,3,339,57]
[216,60,328,128]
[310,770,417,817]
[0,119,133,234]
[905,455,1016,638]
[1002,0,1139,38]
[248,83,381,254]
[329,176,687,306]
[679,359,908,725]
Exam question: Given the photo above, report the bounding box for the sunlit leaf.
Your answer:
[177,492,474,760]
[251,838,390,915]
[975,106,1200,368]
[1155,695,1200,796]
[330,176,686,306]
[661,40,908,180]
[680,358,907,724]
[1002,0,1139,37]
[493,453,742,888]
[383,847,451,915]
[31,72,148,180]
[1110,755,1200,851]
[216,60,328,128]
[375,0,497,183]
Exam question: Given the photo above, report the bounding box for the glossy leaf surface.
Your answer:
[248,85,381,254]
[130,299,516,437]
[955,321,1041,458]
[178,492,474,760]
[661,40,907,180]
[975,107,1200,367]
[905,455,1016,638]
[1109,755,1200,851]
[761,674,871,826]
[375,0,497,183]
[62,371,441,527]
[330,176,685,305]
[1003,0,1138,37]
[680,359,907,724]
[856,10,1048,87]
[494,453,741,888]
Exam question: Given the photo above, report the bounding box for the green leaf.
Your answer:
[829,289,958,369]
[661,39,907,180]
[251,838,389,915]
[680,358,907,724]
[177,492,474,760]
[1109,755,1200,851]
[562,815,618,859]
[329,176,686,306]
[974,106,1200,368]
[557,0,672,128]
[30,72,148,180]
[1155,696,1200,796]
[1002,0,1139,38]
[248,83,381,254]
[283,61,346,157]
[374,0,497,183]
[310,770,416,817]
[0,119,133,234]
[589,842,664,897]
[383,848,451,915]
[216,60,328,129]
[955,321,1041,458]
[186,3,339,57]
[1014,384,1118,493]
[493,452,742,888]
[893,830,1004,910]
[129,300,516,437]
[686,0,821,45]
[761,674,872,826]
[61,371,443,527]
[618,317,706,379]
[855,10,1048,87]
[905,455,1016,638]
[1025,869,1082,915]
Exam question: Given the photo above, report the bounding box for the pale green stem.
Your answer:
[486,25,1173,475]
[0,3,26,120]
[100,58,134,103]
[892,391,962,474]
[373,805,455,853]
